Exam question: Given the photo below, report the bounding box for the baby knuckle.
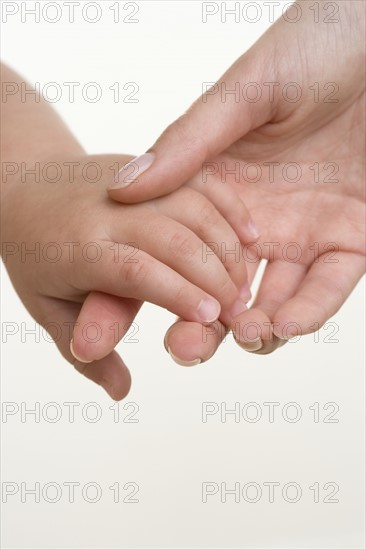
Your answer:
[172,283,188,305]
[196,201,219,233]
[216,276,236,304]
[168,231,198,261]
[120,257,148,288]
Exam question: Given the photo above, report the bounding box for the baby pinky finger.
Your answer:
[73,351,132,401]
[38,296,132,400]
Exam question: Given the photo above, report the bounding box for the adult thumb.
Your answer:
[108,42,275,203]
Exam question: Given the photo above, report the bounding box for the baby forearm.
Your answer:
[1,63,85,167]
[1,62,87,215]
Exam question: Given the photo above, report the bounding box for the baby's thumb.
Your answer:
[108,48,274,203]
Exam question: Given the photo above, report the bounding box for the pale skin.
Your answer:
[107,0,366,361]
[2,0,365,400]
[1,66,255,399]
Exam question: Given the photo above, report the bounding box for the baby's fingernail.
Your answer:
[239,283,252,302]
[109,152,155,189]
[230,299,248,319]
[168,346,201,367]
[248,220,260,239]
[70,339,92,364]
[197,299,221,323]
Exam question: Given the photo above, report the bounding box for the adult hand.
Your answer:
[107,0,365,362]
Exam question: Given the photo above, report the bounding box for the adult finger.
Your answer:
[232,260,307,353]
[107,41,276,202]
[164,319,227,366]
[165,257,262,365]
[272,252,365,339]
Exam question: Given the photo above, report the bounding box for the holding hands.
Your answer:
[2,0,365,399]
[1,65,253,397]
[107,0,365,361]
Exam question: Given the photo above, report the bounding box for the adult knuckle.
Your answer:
[165,114,209,158]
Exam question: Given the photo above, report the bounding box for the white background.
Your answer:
[1,1,365,549]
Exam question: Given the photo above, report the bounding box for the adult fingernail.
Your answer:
[197,299,221,323]
[273,326,299,340]
[70,339,92,364]
[277,333,297,341]
[235,338,263,352]
[109,152,155,189]
[230,299,248,319]
[239,283,252,302]
[168,346,201,367]
[248,220,260,239]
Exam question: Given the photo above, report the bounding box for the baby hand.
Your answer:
[2,154,256,397]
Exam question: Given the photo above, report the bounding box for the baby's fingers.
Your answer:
[39,295,131,400]
[70,292,142,364]
[153,188,251,301]
[187,171,260,244]
[80,244,222,324]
